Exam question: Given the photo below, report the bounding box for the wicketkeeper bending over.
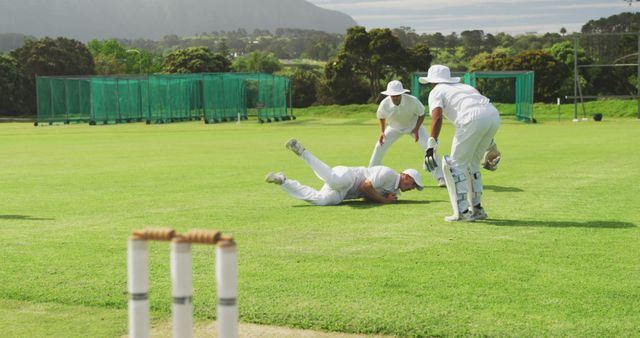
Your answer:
[420,65,501,222]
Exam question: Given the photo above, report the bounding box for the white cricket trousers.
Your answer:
[368,125,444,182]
[281,150,354,206]
[450,105,501,174]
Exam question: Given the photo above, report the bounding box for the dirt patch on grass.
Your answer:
[145,320,393,337]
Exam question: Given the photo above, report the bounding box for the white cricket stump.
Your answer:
[127,228,238,338]
[128,238,150,338]
[216,240,238,338]
[171,240,193,338]
[128,228,175,338]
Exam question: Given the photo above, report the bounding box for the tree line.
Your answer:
[1,12,638,115]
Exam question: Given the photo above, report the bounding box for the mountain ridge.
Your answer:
[0,0,357,41]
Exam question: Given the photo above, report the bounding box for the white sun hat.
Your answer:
[418,65,460,84]
[381,80,410,96]
[401,168,423,191]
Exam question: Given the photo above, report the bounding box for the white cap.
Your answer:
[381,80,410,96]
[418,65,460,84]
[401,169,423,191]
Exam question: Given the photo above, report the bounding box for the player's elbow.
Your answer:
[358,180,373,193]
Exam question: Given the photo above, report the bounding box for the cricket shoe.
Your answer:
[444,210,475,222]
[265,172,286,185]
[472,207,488,220]
[437,177,447,188]
[285,138,305,156]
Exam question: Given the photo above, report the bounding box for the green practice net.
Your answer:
[92,76,147,124]
[147,74,202,124]
[411,71,535,122]
[202,73,292,123]
[36,77,92,124]
[202,73,247,123]
[36,73,292,126]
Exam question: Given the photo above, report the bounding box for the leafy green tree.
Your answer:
[338,26,407,101]
[423,33,446,49]
[467,51,514,102]
[231,51,282,73]
[494,32,515,49]
[432,47,468,72]
[507,50,569,102]
[582,12,640,34]
[88,39,164,75]
[317,56,370,105]
[403,43,432,77]
[510,33,564,53]
[579,12,639,96]
[11,37,95,77]
[138,52,164,75]
[546,41,594,96]
[470,49,569,102]
[468,50,512,72]
[87,39,128,74]
[460,30,484,58]
[10,37,95,114]
[392,26,420,48]
[162,47,230,73]
[484,33,499,51]
[303,38,335,60]
[444,32,458,54]
[512,34,545,52]
[217,39,230,56]
[0,54,28,114]
[289,69,319,108]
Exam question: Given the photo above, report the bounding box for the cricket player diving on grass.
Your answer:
[420,65,501,222]
[368,80,446,187]
[265,139,423,206]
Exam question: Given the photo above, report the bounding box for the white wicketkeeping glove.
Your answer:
[482,141,501,171]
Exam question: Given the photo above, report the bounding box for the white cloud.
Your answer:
[308,0,637,34]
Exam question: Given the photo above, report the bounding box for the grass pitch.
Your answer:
[0,114,639,337]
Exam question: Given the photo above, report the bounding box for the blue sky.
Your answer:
[308,0,639,35]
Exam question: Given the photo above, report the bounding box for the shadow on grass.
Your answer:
[281,118,372,126]
[483,185,524,192]
[0,214,54,221]
[483,219,636,228]
[343,199,435,208]
[292,199,440,208]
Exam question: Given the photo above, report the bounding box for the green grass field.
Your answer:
[1,112,639,337]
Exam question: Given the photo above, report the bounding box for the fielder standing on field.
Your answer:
[420,65,500,222]
[368,80,446,187]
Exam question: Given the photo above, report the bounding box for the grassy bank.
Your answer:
[293,99,640,122]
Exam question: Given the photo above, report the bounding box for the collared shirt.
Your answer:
[428,83,491,124]
[377,93,425,130]
[345,166,401,199]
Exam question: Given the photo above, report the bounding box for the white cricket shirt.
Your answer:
[428,83,491,123]
[345,166,400,199]
[377,94,425,130]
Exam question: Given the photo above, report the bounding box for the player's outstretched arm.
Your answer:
[358,180,397,204]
